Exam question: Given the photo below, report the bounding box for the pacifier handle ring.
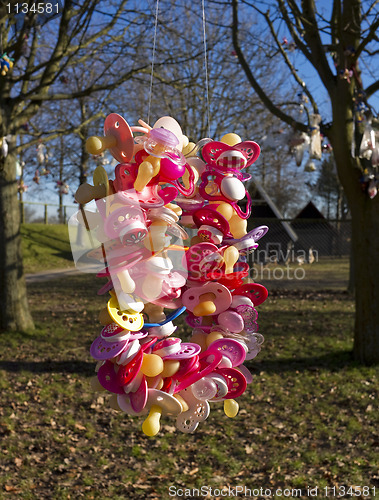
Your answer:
[169,162,195,196]
[230,190,252,219]
[199,171,250,217]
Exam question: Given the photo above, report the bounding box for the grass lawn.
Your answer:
[21,224,73,274]
[256,257,350,290]
[20,223,350,292]
[0,274,377,499]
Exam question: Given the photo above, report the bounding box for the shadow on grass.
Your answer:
[251,349,356,373]
[0,359,94,376]
[22,225,74,264]
[0,350,356,377]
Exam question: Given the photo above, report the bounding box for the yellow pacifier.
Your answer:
[107,296,144,331]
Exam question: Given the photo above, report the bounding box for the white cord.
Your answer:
[202,0,211,137]
[147,0,160,125]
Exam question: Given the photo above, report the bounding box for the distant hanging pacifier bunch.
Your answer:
[70,114,269,436]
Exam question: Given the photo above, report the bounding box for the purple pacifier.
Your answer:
[90,336,128,361]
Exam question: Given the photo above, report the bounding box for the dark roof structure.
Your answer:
[293,201,326,220]
[249,179,298,242]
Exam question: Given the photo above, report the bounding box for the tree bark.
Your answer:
[351,196,379,364]
[330,83,379,364]
[0,142,34,332]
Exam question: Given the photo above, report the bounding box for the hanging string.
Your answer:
[147,0,160,125]
[201,0,211,138]
[147,0,211,135]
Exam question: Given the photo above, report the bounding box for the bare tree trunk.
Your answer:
[351,197,379,364]
[348,241,355,295]
[76,132,90,247]
[0,144,34,332]
[331,90,379,364]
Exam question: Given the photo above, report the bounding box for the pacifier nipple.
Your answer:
[134,159,159,192]
[117,269,136,294]
[193,292,217,317]
[86,135,116,155]
[142,404,162,436]
[223,246,239,274]
[141,353,164,377]
[224,399,239,418]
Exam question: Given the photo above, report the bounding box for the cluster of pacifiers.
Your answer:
[71,114,269,436]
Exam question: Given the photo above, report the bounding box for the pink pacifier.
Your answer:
[197,139,261,220]
[205,338,246,367]
[217,310,245,333]
[97,360,125,394]
[163,343,201,360]
[201,140,260,171]
[152,337,182,358]
[103,113,135,164]
[184,242,222,282]
[174,350,223,393]
[174,355,200,379]
[101,323,130,342]
[104,204,148,245]
[182,282,232,316]
[235,304,258,334]
[130,377,148,413]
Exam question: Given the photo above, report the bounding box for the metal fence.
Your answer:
[20,202,351,259]
[21,203,351,289]
[246,218,351,290]
[20,201,77,225]
[248,217,351,261]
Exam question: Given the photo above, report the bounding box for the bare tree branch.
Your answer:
[354,14,379,60]
[366,79,379,97]
[232,0,308,133]
[263,10,319,114]
[299,0,335,93]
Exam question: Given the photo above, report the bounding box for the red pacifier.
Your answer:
[201,140,260,171]
[232,283,268,307]
[193,207,232,242]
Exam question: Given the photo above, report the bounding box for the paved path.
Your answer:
[25,267,83,283]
